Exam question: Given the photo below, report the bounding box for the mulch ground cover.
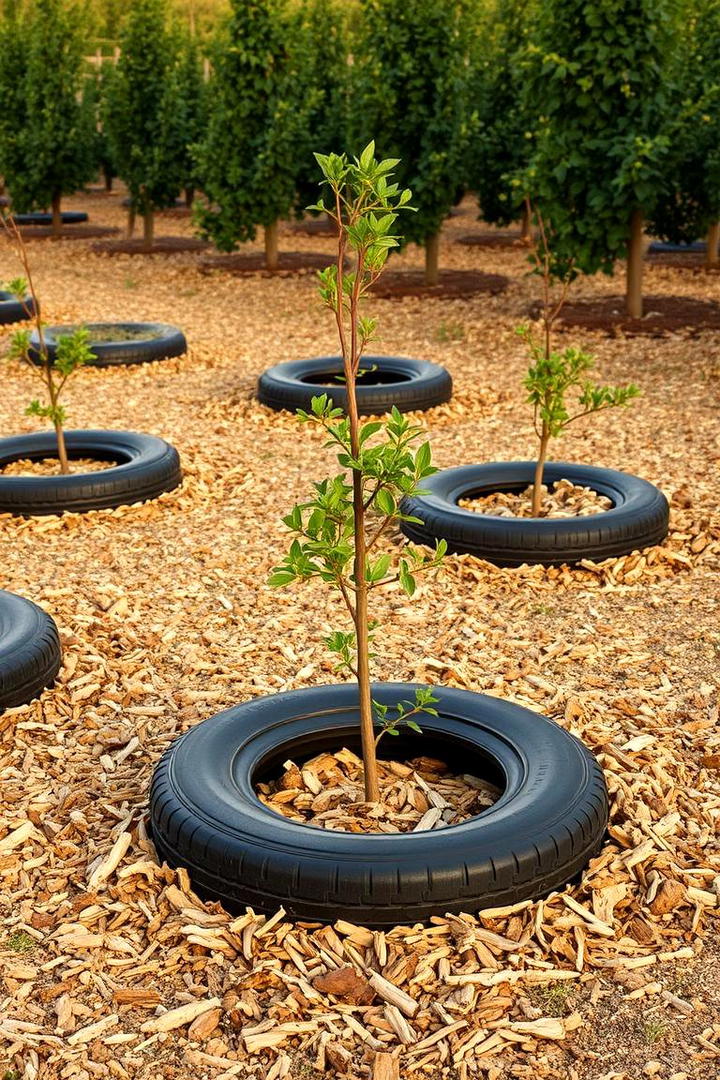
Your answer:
[20,225,120,242]
[646,253,720,275]
[370,269,509,300]
[92,237,210,256]
[456,232,531,251]
[0,186,718,1080]
[198,251,340,276]
[540,295,720,336]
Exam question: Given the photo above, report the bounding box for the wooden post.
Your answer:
[625,208,644,319]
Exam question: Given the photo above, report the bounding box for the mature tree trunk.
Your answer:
[142,209,154,252]
[706,221,720,269]
[424,232,440,287]
[184,186,194,208]
[127,207,135,239]
[520,203,532,242]
[265,220,279,270]
[103,166,113,192]
[626,209,644,319]
[51,193,62,237]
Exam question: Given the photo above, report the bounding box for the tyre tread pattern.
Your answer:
[258,355,452,415]
[0,590,62,709]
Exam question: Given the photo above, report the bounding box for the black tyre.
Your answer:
[0,590,62,710]
[11,210,88,226]
[257,355,453,415]
[150,682,608,926]
[648,240,705,253]
[0,430,182,516]
[0,290,37,325]
[28,323,187,368]
[400,461,669,567]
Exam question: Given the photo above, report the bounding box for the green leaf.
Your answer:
[375,488,396,516]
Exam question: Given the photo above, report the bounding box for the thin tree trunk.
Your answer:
[346,381,379,803]
[103,166,113,192]
[520,203,532,242]
[51,193,62,237]
[265,220,279,270]
[142,209,154,252]
[424,232,440,287]
[184,186,194,208]
[706,221,720,269]
[127,207,135,239]
[626,209,644,318]
[53,417,69,475]
[531,429,550,517]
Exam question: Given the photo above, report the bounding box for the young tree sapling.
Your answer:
[1,214,93,474]
[521,205,640,517]
[269,144,445,802]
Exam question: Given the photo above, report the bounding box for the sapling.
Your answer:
[269,144,446,802]
[522,204,640,517]
[1,213,92,475]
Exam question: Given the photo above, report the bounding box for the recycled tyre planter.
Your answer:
[648,240,705,254]
[11,210,88,226]
[0,430,182,516]
[0,590,61,709]
[29,323,187,368]
[0,290,37,325]
[257,355,452,415]
[400,462,669,567]
[149,682,608,926]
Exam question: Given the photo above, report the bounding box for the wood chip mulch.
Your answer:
[0,187,719,1080]
[91,237,210,257]
[0,457,113,477]
[456,232,532,251]
[646,253,720,275]
[198,252,336,277]
[458,480,613,519]
[258,750,499,833]
[541,295,720,336]
[19,225,120,242]
[370,269,509,300]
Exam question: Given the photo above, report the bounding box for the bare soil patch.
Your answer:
[198,250,336,276]
[456,230,532,250]
[258,749,499,832]
[370,268,509,300]
[543,294,720,336]
[647,252,720,274]
[459,479,612,518]
[92,236,210,256]
[20,224,120,242]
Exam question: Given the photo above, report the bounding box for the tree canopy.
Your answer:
[195,0,310,266]
[352,0,471,284]
[0,0,96,230]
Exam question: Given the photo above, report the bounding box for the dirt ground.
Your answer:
[0,189,719,1080]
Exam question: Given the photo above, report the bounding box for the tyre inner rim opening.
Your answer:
[455,479,617,511]
[51,324,166,344]
[299,369,414,386]
[0,447,130,471]
[251,724,506,833]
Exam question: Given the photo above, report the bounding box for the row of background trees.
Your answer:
[0,0,718,316]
